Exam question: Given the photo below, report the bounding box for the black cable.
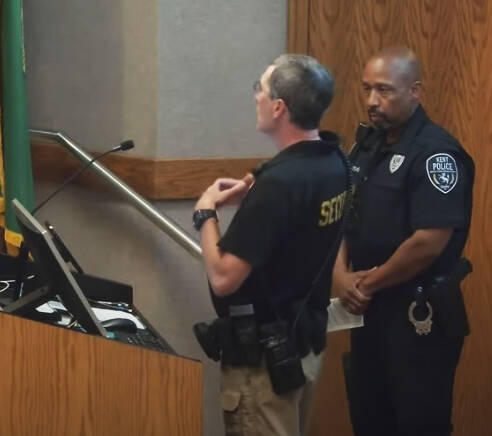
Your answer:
[32,150,112,215]
[290,143,354,336]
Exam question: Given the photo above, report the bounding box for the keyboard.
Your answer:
[112,328,175,354]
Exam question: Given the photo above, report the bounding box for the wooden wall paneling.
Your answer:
[309,331,352,436]
[441,2,492,435]
[308,0,367,146]
[152,157,264,200]
[31,139,265,200]
[288,0,311,54]
[31,141,155,198]
[289,0,492,435]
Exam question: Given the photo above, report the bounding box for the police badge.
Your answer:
[426,153,458,194]
[389,154,405,173]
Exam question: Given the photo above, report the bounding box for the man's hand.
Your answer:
[333,269,375,315]
[195,174,254,210]
[194,173,255,296]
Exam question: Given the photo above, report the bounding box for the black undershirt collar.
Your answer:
[253,130,340,177]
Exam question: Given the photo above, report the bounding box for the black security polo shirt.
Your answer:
[346,106,474,279]
[213,132,348,326]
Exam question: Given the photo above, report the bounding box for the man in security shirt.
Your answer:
[333,47,474,436]
[193,54,348,436]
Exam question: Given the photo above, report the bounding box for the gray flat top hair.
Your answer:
[267,54,334,130]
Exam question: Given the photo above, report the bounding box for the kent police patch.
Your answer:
[426,153,458,194]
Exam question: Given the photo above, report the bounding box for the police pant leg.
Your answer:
[220,353,323,436]
[386,328,464,436]
[349,321,397,436]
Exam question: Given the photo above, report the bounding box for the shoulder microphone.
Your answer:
[31,139,135,215]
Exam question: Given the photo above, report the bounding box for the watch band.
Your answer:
[192,209,218,231]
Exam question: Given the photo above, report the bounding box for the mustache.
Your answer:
[368,109,386,118]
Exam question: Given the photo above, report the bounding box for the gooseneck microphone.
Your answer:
[12,140,135,301]
[31,139,135,215]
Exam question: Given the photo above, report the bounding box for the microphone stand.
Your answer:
[31,142,133,215]
[11,140,135,301]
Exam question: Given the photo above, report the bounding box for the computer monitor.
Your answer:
[3,199,107,336]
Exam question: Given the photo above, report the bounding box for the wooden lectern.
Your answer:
[0,311,202,436]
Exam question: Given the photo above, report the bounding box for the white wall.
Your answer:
[157,0,286,158]
[24,1,286,435]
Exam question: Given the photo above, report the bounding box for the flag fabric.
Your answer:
[0,0,35,254]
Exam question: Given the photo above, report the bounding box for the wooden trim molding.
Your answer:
[31,139,266,200]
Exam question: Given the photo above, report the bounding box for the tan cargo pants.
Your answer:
[220,352,323,436]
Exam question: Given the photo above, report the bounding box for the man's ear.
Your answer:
[272,98,287,120]
[410,81,422,99]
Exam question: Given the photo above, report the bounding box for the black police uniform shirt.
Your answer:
[346,105,474,282]
[211,131,348,352]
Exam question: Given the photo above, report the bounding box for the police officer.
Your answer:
[333,47,474,436]
[193,54,349,436]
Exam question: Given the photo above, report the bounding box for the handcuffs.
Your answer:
[408,286,433,335]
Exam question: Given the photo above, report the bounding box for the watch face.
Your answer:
[193,209,217,230]
[192,210,202,230]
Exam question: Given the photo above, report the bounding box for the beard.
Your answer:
[368,110,392,130]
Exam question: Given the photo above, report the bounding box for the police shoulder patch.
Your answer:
[426,153,458,194]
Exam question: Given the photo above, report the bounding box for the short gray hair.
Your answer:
[269,54,335,130]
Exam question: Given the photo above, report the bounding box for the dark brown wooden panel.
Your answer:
[290,0,492,435]
[152,157,264,200]
[309,331,352,436]
[288,0,311,54]
[31,139,265,200]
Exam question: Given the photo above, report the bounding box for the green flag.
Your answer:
[1,0,34,252]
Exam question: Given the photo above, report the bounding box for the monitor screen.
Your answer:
[4,199,107,336]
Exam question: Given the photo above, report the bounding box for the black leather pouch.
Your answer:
[426,259,472,338]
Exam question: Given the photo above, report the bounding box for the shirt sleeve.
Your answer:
[218,177,290,267]
[409,150,469,230]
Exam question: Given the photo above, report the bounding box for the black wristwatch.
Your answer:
[192,209,218,231]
